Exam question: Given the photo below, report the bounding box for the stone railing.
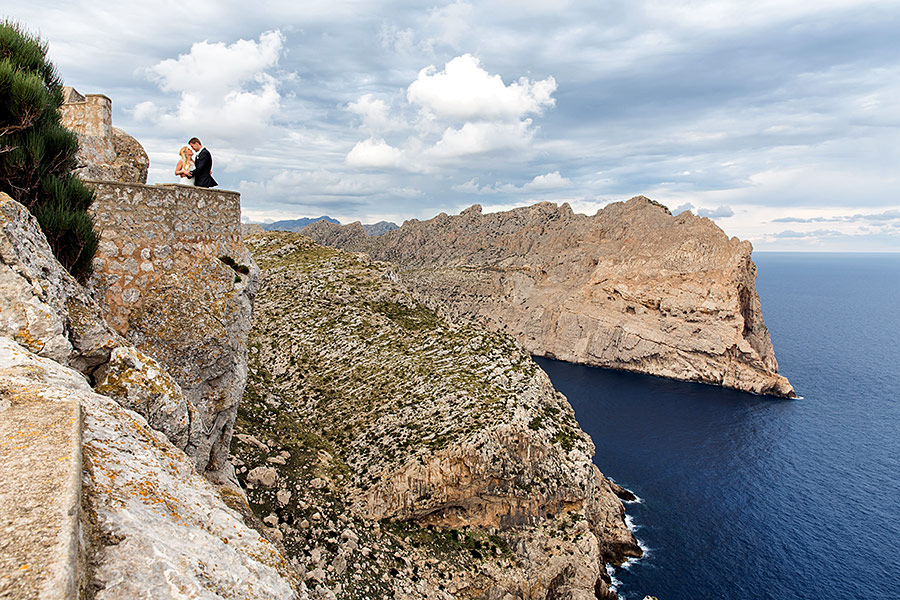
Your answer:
[87,181,244,335]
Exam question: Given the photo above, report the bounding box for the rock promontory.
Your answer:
[302,197,794,397]
[234,232,641,600]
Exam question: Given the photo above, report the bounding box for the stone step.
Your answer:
[0,366,83,600]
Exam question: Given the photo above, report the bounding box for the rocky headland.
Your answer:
[234,232,640,599]
[302,199,794,397]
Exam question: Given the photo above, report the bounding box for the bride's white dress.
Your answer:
[178,160,196,186]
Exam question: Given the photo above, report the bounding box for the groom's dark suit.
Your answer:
[192,147,218,188]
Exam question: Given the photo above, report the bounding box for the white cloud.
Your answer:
[422,1,475,50]
[347,94,403,132]
[697,205,734,218]
[345,54,558,170]
[427,119,534,159]
[453,171,572,194]
[141,30,287,144]
[523,171,572,190]
[345,138,408,170]
[240,168,383,202]
[407,54,556,122]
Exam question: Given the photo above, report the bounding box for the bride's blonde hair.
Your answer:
[179,146,192,165]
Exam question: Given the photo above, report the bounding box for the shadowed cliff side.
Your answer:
[302,197,794,397]
[233,232,640,600]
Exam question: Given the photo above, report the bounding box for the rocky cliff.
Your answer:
[1,192,305,598]
[233,232,640,600]
[87,181,260,482]
[303,198,794,397]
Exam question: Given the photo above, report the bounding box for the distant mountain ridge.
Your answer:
[252,217,399,236]
[259,216,339,232]
[301,197,795,397]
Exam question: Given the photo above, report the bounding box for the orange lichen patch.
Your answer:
[117,478,189,523]
[13,326,44,354]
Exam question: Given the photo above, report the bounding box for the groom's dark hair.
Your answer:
[189,137,201,145]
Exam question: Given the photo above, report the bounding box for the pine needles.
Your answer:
[0,20,99,281]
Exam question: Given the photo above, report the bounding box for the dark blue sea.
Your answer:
[534,253,900,600]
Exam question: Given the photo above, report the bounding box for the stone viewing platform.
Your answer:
[87,181,245,335]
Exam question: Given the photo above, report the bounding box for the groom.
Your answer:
[188,137,218,188]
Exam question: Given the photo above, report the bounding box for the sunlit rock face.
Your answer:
[0,338,305,600]
[303,196,794,397]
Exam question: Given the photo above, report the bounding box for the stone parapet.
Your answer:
[0,340,84,600]
[88,181,243,335]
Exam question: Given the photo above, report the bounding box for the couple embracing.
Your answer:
[174,137,217,188]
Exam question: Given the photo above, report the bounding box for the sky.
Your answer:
[5,0,900,250]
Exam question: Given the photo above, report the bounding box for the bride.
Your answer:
[174,145,195,185]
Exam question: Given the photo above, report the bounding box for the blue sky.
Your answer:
[7,0,900,250]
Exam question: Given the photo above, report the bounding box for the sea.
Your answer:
[534,252,900,600]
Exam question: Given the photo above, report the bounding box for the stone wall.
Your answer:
[60,89,149,184]
[60,89,113,139]
[88,181,260,480]
[88,182,244,333]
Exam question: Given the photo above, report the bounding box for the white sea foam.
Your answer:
[624,513,642,532]
[625,493,644,504]
[621,538,651,570]
[609,477,644,504]
[605,564,623,597]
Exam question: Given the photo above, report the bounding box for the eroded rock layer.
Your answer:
[234,232,640,600]
[303,197,793,397]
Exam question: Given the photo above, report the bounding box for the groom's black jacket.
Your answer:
[192,148,218,188]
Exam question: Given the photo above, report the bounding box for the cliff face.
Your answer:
[0,192,304,599]
[234,232,640,600]
[303,197,794,397]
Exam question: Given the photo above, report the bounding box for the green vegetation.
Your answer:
[646,197,672,215]
[0,21,98,281]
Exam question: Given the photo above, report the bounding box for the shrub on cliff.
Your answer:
[0,20,98,281]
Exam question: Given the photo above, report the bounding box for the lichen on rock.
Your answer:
[0,337,306,599]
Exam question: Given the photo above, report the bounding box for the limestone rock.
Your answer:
[93,345,192,452]
[0,192,122,373]
[0,193,218,467]
[233,233,641,600]
[0,337,305,599]
[303,197,794,397]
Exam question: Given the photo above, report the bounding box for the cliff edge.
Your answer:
[303,197,794,397]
